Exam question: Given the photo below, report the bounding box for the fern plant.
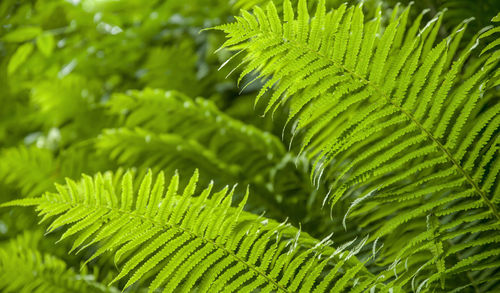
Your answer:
[0,145,58,197]
[99,88,359,233]
[99,88,308,221]
[4,170,390,292]
[102,88,284,180]
[214,0,500,290]
[1,0,499,292]
[0,232,116,293]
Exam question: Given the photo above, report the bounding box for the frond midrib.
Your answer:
[245,27,500,222]
[47,196,290,293]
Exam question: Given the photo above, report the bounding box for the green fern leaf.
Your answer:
[103,89,284,179]
[100,88,313,220]
[3,169,397,292]
[215,0,500,289]
[0,232,116,293]
[0,145,58,197]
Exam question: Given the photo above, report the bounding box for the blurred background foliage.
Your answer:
[0,0,498,290]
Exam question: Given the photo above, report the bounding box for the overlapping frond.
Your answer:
[97,127,238,178]
[103,89,284,179]
[439,0,499,39]
[215,0,500,290]
[0,145,57,197]
[0,143,108,199]
[31,74,102,127]
[0,233,115,293]
[480,12,500,89]
[3,169,395,292]
[99,89,298,218]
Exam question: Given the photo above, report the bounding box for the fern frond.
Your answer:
[480,12,500,89]
[101,89,300,219]
[109,89,284,157]
[0,233,115,293]
[0,145,57,197]
[3,169,395,292]
[439,0,499,40]
[0,143,108,199]
[104,89,284,177]
[31,74,102,127]
[215,0,500,289]
[97,127,238,178]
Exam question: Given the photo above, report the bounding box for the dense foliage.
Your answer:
[0,0,499,292]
